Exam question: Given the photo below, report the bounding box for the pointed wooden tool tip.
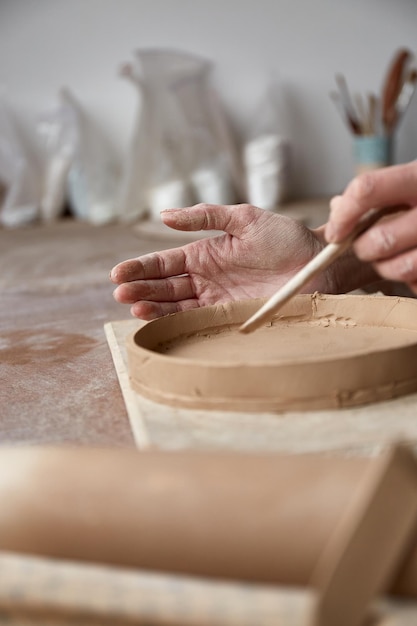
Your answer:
[238,314,265,334]
[238,307,270,333]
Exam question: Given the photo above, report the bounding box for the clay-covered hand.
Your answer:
[111,203,335,320]
[325,161,417,294]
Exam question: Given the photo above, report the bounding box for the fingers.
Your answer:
[110,248,187,284]
[350,204,417,292]
[373,248,417,288]
[161,203,260,237]
[324,161,417,293]
[353,207,417,262]
[130,299,200,321]
[113,276,194,304]
[326,162,417,242]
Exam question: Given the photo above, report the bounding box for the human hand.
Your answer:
[111,203,336,320]
[325,162,417,294]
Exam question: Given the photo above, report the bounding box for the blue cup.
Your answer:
[353,135,393,174]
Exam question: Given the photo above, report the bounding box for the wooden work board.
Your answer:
[104,320,417,455]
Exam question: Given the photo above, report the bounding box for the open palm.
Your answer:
[111,204,331,320]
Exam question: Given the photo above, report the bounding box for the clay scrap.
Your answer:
[0,445,416,600]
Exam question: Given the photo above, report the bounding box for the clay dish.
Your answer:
[126,294,417,412]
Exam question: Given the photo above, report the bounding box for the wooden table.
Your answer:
[0,219,189,446]
[1,212,417,625]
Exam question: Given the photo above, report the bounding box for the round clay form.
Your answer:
[126,294,417,412]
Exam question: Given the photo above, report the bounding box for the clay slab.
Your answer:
[126,294,417,412]
[105,318,417,454]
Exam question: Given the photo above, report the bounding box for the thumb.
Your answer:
[161,203,254,237]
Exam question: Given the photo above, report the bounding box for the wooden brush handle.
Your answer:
[382,48,412,132]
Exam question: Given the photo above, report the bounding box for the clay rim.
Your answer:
[128,294,417,369]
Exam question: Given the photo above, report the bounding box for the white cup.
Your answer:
[244,134,290,210]
[147,179,194,220]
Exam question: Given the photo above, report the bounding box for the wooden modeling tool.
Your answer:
[239,207,393,335]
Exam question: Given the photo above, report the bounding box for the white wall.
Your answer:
[1,0,416,198]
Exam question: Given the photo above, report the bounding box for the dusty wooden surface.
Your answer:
[0,552,415,626]
[0,219,195,446]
